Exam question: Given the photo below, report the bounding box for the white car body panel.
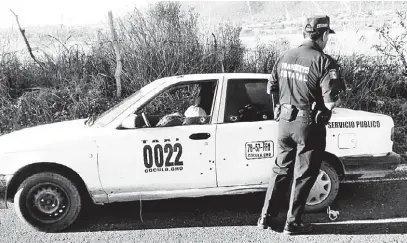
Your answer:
[97,124,218,202]
[216,121,278,187]
[0,73,401,205]
[0,120,107,202]
[325,108,394,156]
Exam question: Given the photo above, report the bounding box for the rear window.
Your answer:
[224,79,274,123]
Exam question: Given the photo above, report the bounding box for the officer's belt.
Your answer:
[281,104,312,117]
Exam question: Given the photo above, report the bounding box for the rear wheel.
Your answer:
[305,161,339,212]
[14,172,81,232]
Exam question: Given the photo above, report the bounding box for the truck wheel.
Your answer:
[14,172,81,232]
[305,161,339,213]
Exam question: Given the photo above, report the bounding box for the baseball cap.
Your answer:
[303,15,335,34]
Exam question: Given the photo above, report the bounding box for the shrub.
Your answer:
[0,2,406,156]
[0,2,245,134]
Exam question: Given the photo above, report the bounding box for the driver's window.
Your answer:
[224,79,274,123]
[137,80,217,128]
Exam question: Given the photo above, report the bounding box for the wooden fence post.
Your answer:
[212,33,225,73]
[108,11,122,98]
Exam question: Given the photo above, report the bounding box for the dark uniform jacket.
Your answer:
[268,40,345,111]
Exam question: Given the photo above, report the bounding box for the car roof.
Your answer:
[156,73,270,83]
[224,73,270,79]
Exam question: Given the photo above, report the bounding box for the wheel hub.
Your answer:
[33,188,63,215]
[306,170,332,206]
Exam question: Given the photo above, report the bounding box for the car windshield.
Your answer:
[90,78,168,127]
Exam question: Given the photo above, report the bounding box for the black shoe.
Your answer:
[283,222,314,235]
[257,215,278,230]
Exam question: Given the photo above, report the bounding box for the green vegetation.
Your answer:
[0,2,406,154]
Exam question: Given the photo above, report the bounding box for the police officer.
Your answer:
[257,15,345,235]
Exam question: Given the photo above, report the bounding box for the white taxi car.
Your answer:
[0,73,403,232]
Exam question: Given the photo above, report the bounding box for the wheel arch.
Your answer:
[7,162,94,205]
[322,152,345,179]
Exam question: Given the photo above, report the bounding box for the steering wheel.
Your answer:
[141,112,151,127]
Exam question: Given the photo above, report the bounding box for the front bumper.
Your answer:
[0,175,9,209]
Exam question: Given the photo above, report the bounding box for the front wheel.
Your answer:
[14,172,82,232]
[305,161,340,212]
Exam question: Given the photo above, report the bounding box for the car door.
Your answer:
[215,77,279,187]
[96,78,220,202]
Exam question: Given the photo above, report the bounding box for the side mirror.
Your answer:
[121,114,137,129]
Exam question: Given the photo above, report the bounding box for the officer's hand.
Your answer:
[315,109,332,126]
[324,101,336,111]
[335,98,341,107]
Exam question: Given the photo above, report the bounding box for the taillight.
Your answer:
[391,127,394,141]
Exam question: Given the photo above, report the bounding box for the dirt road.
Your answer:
[1,181,407,243]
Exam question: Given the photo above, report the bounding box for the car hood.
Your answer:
[0,119,92,153]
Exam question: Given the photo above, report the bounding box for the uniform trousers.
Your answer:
[261,114,327,224]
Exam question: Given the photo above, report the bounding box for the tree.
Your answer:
[373,11,407,76]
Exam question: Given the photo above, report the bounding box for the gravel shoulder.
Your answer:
[1,181,407,243]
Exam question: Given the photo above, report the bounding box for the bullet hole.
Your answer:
[246,164,249,166]
[259,127,262,130]
[210,168,212,170]
[200,173,203,175]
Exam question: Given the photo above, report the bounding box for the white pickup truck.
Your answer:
[0,73,403,232]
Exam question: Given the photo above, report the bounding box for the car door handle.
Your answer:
[189,133,211,140]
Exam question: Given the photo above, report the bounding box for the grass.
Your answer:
[0,2,406,154]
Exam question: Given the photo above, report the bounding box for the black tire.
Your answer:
[14,172,82,232]
[304,161,339,213]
